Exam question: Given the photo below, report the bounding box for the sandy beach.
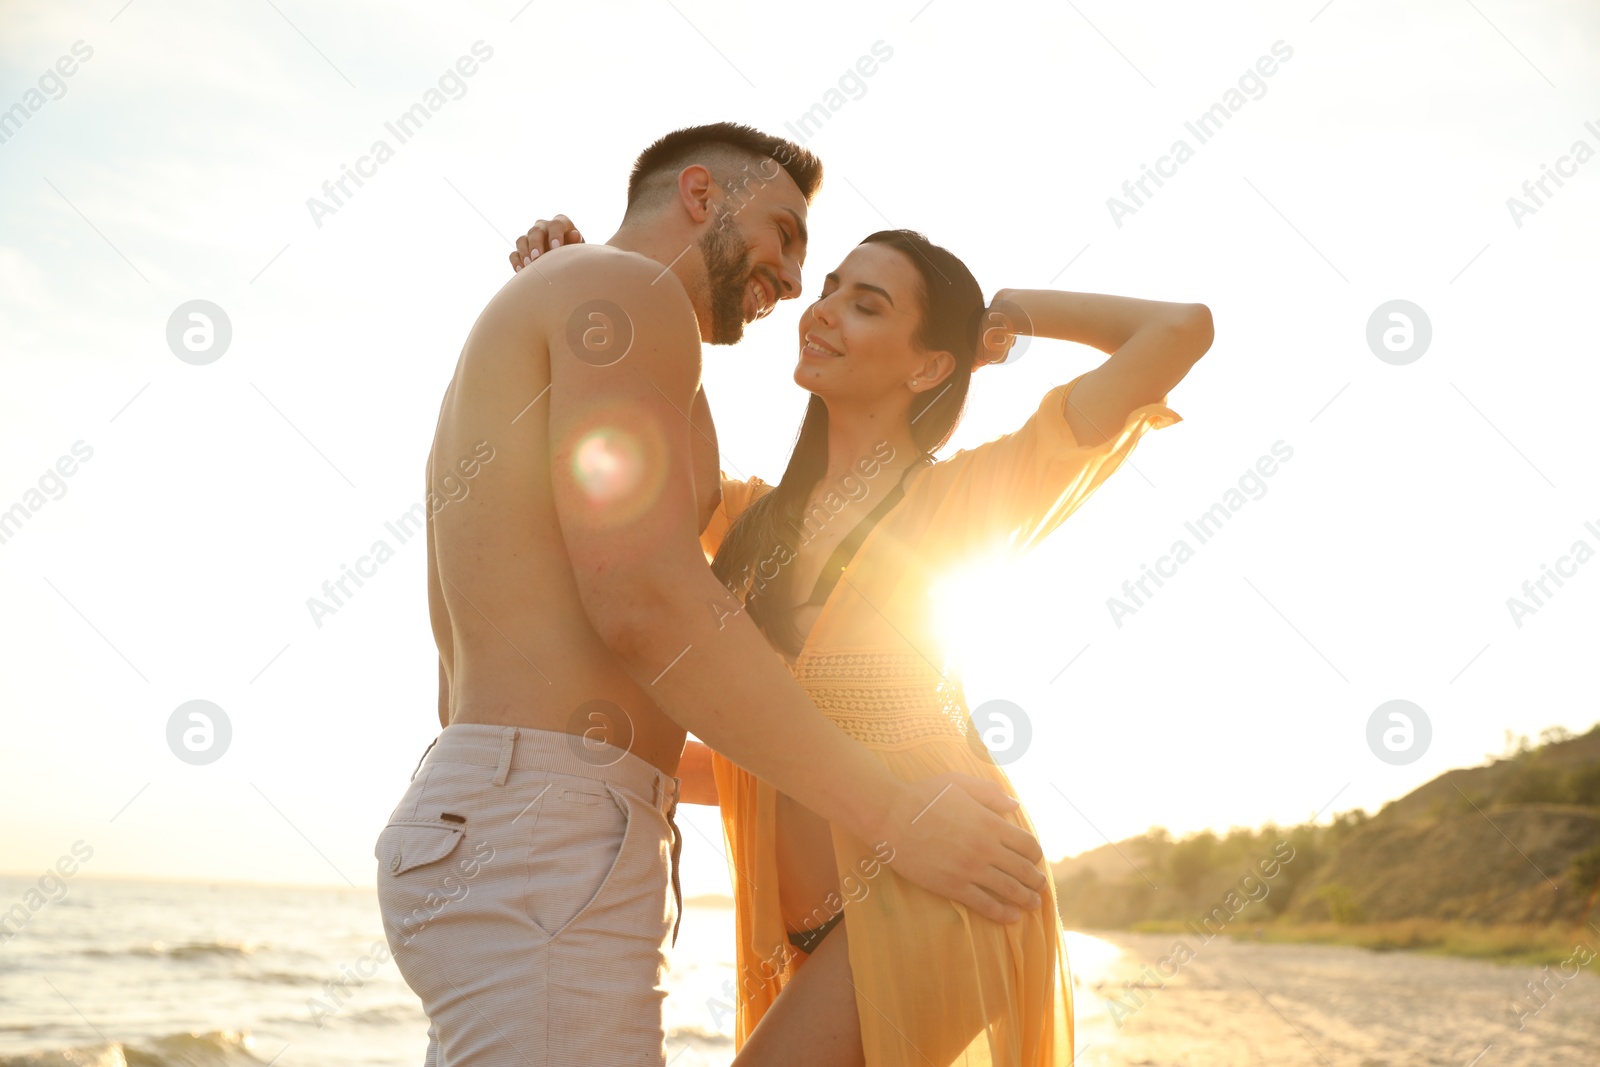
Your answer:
[1070,931,1600,1067]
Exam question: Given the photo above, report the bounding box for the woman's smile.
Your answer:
[801,332,845,360]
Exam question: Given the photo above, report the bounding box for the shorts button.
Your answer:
[389,853,402,872]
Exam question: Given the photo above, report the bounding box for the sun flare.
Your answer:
[930,553,1027,678]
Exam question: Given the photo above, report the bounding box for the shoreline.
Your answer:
[1113,917,1600,968]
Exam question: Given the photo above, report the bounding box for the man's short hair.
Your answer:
[625,122,823,217]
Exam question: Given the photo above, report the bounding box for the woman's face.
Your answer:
[793,243,943,405]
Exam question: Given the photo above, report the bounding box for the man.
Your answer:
[375,122,1047,1066]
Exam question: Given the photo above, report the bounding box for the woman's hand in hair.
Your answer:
[973,288,1031,369]
[994,287,1212,445]
[510,214,584,272]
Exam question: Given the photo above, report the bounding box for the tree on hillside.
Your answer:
[1569,763,1600,807]
[1327,808,1369,845]
[1539,725,1576,746]
[1493,729,1533,762]
[1135,827,1171,877]
[1569,845,1600,899]
[1505,760,1568,804]
[1168,831,1216,894]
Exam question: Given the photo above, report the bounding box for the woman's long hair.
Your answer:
[710,229,985,658]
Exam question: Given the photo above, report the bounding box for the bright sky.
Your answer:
[2,0,1597,901]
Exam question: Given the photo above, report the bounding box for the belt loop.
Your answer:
[492,727,516,786]
[654,773,679,814]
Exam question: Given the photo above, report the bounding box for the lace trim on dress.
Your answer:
[788,648,977,751]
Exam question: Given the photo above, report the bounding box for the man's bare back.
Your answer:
[426,243,721,774]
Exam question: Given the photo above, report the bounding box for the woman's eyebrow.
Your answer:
[822,273,894,305]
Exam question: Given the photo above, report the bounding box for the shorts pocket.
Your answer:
[522,783,633,938]
[377,820,465,876]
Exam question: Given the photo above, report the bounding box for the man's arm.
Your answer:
[544,252,1045,922]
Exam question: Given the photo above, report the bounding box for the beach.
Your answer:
[1071,930,1600,1066]
[3,877,1596,1066]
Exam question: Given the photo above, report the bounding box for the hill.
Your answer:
[1052,723,1600,939]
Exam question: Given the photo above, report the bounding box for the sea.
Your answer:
[0,876,757,1067]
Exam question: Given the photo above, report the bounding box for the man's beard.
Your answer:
[700,216,753,346]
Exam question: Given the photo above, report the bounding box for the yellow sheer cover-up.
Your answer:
[698,374,1181,1067]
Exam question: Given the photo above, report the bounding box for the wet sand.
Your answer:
[1070,931,1600,1067]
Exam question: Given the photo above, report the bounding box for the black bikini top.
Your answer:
[801,455,933,609]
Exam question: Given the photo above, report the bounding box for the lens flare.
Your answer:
[572,427,644,505]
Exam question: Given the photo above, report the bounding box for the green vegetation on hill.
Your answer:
[1052,722,1600,959]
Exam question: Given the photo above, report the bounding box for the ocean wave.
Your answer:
[82,941,266,962]
[665,1023,734,1047]
[0,1030,268,1067]
[333,1004,423,1028]
[259,1002,422,1029]
[244,971,318,988]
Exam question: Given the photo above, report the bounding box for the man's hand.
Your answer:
[878,773,1048,923]
[510,215,583,272]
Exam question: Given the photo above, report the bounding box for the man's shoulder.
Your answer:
[505,244,704,391]
[535,244,682,295]
[519,245,697,334]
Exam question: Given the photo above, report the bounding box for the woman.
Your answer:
[513,221,1211,1066]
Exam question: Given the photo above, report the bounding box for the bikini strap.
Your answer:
[803,455,932,608]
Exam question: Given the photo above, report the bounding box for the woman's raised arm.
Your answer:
[986,289,1212,446]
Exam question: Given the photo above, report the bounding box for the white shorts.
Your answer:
[375,724,681,1066]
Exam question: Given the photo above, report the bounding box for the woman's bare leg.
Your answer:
[732,922,865,1067]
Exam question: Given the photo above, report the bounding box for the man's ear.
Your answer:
[677,165,718,224]
[908,350,956,394]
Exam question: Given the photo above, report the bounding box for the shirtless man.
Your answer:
[374,123,1047,1066]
